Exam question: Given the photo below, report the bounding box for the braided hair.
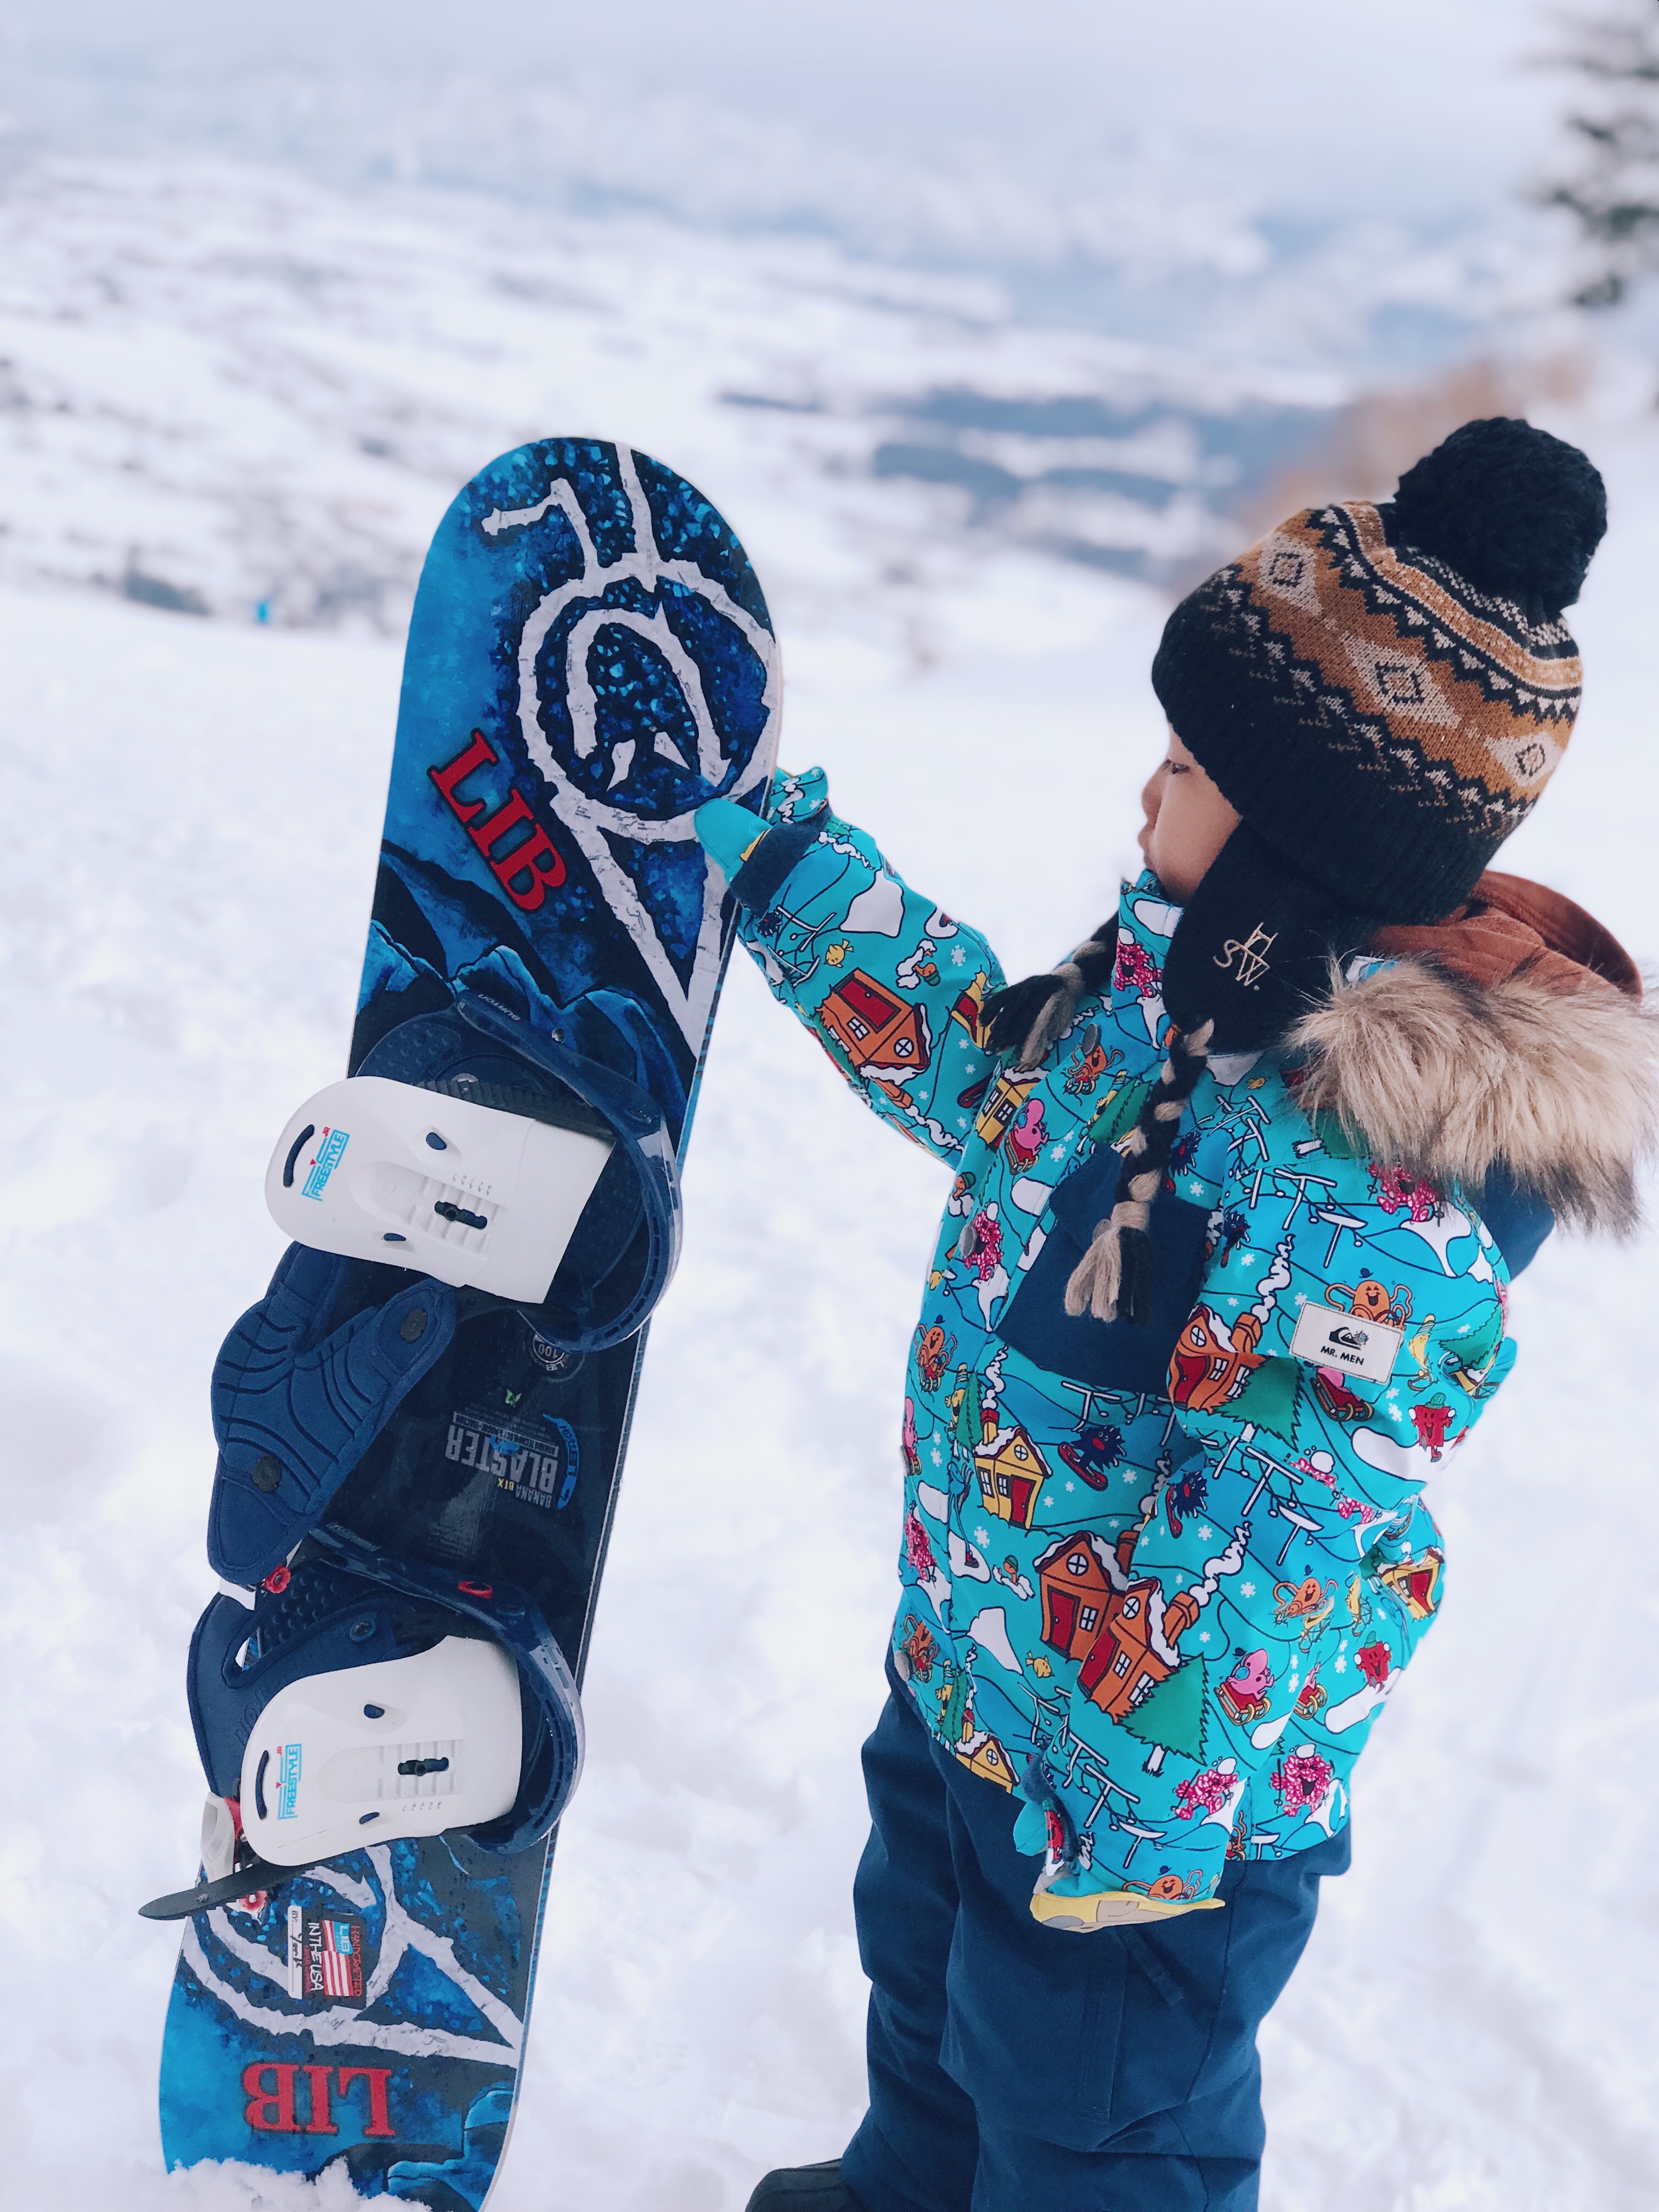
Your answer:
[981,922,1118,1071]
[982,925,1212,1329]
[1061,1020,1212,1327]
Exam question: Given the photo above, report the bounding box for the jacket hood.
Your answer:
[1365,869,1639,998]
[1286,873,1656,1235]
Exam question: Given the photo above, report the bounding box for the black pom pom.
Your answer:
[1386,416,1606,618]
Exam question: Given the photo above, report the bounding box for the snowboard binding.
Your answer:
[272,990,682,1349]
[145,991,674,1917]
[141,1530,583,1920]
[209,990,683,1587]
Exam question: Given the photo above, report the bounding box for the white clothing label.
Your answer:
[1288,1303,1403,1386]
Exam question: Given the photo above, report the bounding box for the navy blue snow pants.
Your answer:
[840,1664,1350,2212]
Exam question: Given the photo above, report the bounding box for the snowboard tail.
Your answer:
[158,440,779,2202]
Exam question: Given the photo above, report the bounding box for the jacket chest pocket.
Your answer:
[995,1145,1211,1395]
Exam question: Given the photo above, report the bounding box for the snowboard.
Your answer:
[157,440,780,2200]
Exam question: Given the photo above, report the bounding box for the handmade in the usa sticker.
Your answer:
[1289,1302,1403,1386]
[286,1905,368,2006]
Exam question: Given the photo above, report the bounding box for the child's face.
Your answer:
[1138,729,1240,903]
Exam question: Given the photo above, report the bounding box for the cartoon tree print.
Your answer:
[1368,1161,1443,1221]
[1113,934,1161,1001]
[960,1205,1003,1283]
[1437,1300,1505,1398]
[1120,1657,1209,1776]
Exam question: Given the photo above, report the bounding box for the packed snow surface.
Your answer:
[2,154,1657,2212]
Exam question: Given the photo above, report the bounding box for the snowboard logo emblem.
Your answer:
[301,1127,349,1200]
[275,1742,303,1818]
[481,448,779,1049]
[527,1330,582,1378]
[242,2059,397,2135]
[428,731,568,911]
[444,1409,579,1510]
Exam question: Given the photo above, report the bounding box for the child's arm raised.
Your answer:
[696,769,1005,1164]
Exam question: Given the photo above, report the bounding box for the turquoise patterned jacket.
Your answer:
[718,769,1526,1923]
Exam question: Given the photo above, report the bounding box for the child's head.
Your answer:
[1146,415,1607,1053]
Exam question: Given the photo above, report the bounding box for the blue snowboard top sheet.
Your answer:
[159,439,780,2203]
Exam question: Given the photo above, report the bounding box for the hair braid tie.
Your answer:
[1065,1020,1214,1327]
[980,925,1118,1069]
[1017,957,1087,1068]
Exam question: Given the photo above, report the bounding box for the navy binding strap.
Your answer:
[185,1529,583,1863]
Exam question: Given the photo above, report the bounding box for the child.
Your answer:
[693,419,1652,2212]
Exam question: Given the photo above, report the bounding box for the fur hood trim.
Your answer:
[1287,958,1659,1236]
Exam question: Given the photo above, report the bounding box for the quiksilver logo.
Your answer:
[1289,1302,1403,1384]
[1215,924,1276,989]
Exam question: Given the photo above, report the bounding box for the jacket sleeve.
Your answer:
[706,767,1006,1164]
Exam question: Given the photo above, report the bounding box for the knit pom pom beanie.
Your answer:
[984,416,1608,1326]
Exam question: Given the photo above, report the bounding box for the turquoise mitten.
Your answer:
[693,797,772,883]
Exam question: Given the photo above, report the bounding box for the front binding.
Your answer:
[271,990,682,1352]
[207,991,685,1586]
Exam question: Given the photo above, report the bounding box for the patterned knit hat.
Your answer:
[1149,416,1606,1051]
[984,416,1607,1327]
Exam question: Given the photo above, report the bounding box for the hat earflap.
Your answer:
[1066,825,1368,1328]
[1160,823,1370,1056]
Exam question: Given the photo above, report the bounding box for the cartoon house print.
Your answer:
[949,971,990,1045]
[1035,1527,1220,1723]
[974,1066,1039,1152]
[974,1423,1050,1532]
[1167,1306,1266,1415]
[1376,1545,1443,1620]
[1037,1532,1123,1664]
[820,969,932,1088]
[956,1730,1015,1791]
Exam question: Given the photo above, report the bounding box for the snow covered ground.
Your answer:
[2,142,1658,2212]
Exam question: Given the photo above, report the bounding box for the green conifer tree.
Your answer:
[1119,1657,1208,1776]
[1538,3,1659,306]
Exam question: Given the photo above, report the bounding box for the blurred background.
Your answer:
[3,6,1658,2209]
[7,0,1659,631]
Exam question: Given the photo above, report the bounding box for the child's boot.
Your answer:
[745,2159,864,2210]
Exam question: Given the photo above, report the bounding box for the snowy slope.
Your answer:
[2,151,1657,2212]
[0,155,1368,632]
